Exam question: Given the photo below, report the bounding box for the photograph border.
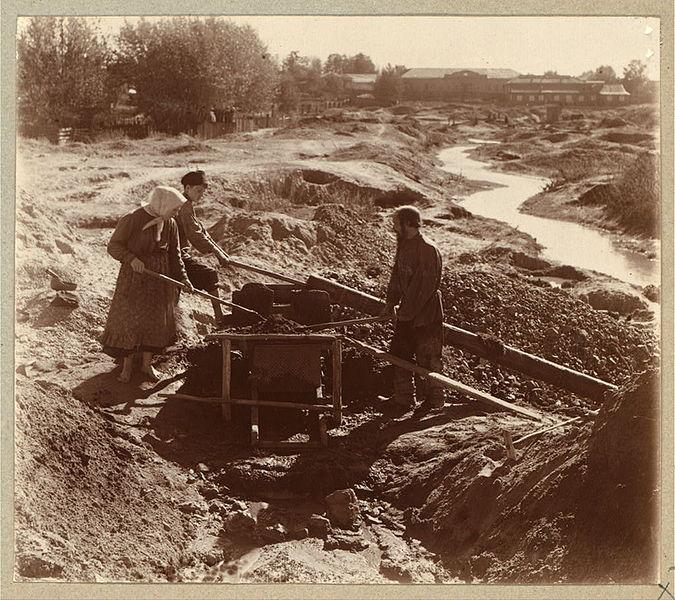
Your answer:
[1,1,673,599]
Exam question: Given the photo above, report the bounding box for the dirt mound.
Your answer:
[439,266,656,387]
[327,140,435,185]
[213,211,319,253]
[599,117,630,128]
[15,380,193,581]
[379,368,658,583]
[578,288,648,315]
[311,204,395,271]
[509,252,552,271]
[574,182,617,206]
[545,133,569,143]
[599,131,653,145]
[162,141,216,154]
[15,191,84,292]
[436,205,472,220]
[616,104,658,129]
[525,140,636,179]
[563,369,659,582]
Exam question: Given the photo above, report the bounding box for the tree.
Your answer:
[277,76,300,113]
[323,53,347,74]
[112,17,278,131]
[543,70,560,77]
[591,65,618,83]
[344,53,376,74]
[18,17,112,129]
[622,59,649,96]
[323,72,345,95]
[277,51,324,109]
[374,64,406,104]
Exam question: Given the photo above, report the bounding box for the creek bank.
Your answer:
[460,105,659,264]
[520,185,658,257]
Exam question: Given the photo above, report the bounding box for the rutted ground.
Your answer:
[14,103,660,583]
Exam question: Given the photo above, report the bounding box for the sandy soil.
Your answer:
[13,103,660,585]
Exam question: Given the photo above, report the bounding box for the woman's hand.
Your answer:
[130,257,145,273]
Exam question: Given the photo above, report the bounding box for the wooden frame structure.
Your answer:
[205,333,342,449]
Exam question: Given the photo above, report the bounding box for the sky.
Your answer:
[18,15,661,79]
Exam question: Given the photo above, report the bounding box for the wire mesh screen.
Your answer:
[251,343,323,394]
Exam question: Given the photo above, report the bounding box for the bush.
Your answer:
[609,153,659,237]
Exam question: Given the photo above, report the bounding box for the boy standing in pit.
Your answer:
[176,170,230,322]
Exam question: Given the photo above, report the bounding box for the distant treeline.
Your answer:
[17,16,403,135]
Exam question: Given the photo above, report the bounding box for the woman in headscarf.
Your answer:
[101,186,194,383]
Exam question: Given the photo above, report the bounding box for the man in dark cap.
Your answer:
[380,205,445,414]
[176,170,230,322]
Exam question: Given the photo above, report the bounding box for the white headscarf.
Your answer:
[141,186,186,241]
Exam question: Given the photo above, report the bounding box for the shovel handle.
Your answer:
[301,315,389,332]
[143,269,263,319]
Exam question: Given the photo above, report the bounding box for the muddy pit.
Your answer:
[123,326,660,584]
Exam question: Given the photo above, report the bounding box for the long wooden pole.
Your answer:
[159,392,333,411]
[513,416,583,447]
[143,269,263,318]
[308,275,617,400]
[222,339,232,421]
[344,336,541,421]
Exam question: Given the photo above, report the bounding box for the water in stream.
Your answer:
[438,145,659,287]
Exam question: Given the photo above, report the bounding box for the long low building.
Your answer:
[401,68,521,101]
[505,76,631,106]
[401,68,634,105]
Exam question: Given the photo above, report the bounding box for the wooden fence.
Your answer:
[197,113,293,139]
[24,111,293,145]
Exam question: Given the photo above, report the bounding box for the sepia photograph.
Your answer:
[2,2,673,598]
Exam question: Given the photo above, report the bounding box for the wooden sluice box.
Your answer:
[205,333,342,449]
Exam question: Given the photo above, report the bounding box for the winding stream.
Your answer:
[438,145,659,287]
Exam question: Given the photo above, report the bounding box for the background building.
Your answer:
[506,76,631,106]
[401,68,520,101]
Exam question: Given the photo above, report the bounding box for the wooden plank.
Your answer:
[222,339,232,421]
[160,393,332,411]
[307,275,617,400]
[227,398,332,411]
[345,336,541,421]
[513,416,583,447]
[206,333,336,343]
[159,393,220,404]
[332,337,343,425]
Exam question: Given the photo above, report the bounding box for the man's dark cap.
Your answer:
[181,170,208,187]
